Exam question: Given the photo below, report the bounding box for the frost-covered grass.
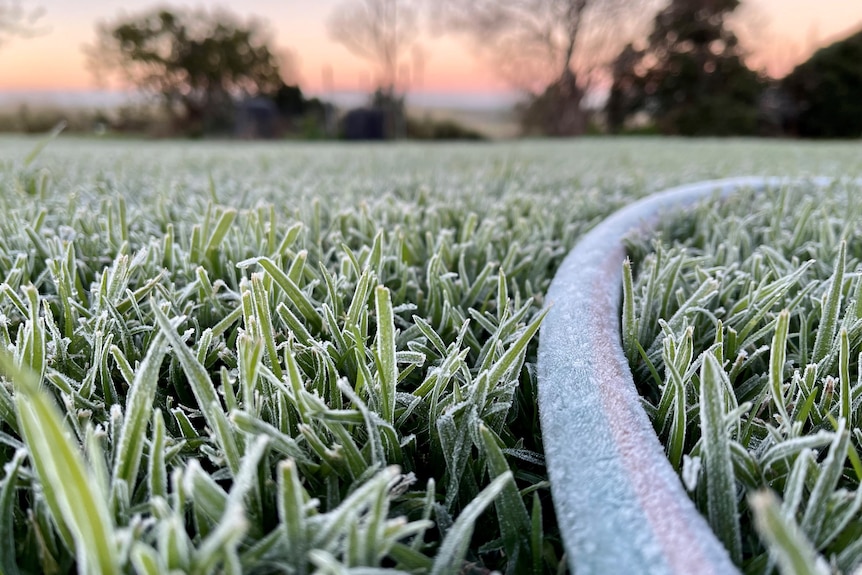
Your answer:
[625,180,862,573]
[0,135,860,574]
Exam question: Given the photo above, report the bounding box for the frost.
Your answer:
[682,455,702,492]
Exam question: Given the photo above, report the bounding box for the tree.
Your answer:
[88,6,285,135]
[328,0,418,93]
[328,0,417,138]
[434,0,659,135]
[607,0,763,136]
[0,0,43,47]
[606,43,642,132]
[782,29,862,138]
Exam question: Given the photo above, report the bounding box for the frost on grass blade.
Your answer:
[626,180,862,570]
[750,490,828,575]
[375,286,398,426]
[431,472,513,575]
[7,140,854,573]
[800,418,849,545]
[112,333,168,489]
[0,450,25,575]
[238,257,323,332]
[812,241,845,366]
[621,258,639,365]
[700,345,742,562]
[768,309,791,432]
[480,424,531,573]
[0,350,119,575]
[152,302,241,474]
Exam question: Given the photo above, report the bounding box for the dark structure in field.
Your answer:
[235,98,281,139]
[343,108,386,140]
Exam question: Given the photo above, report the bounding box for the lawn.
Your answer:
[625,177,862,573]
[0,135,860,574]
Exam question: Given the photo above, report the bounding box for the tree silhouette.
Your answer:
[434,0,659,135]
[782,29,862,138]
[88,6,285,135]
[608,0,762,135]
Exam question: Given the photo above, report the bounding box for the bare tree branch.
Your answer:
[328,0,418,92]
[434,0,659,94]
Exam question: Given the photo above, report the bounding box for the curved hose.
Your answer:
[537,176,840,574]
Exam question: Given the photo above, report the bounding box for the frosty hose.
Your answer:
[537,176,838,574]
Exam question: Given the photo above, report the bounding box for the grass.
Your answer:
[624,180,862,573]
[0,134,860,574]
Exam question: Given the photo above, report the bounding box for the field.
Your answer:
[625,177,862,572]
[0,135,860,574]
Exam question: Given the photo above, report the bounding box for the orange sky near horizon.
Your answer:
[1,0,860,94]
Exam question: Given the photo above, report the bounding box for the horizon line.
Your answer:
[0,88,525,112]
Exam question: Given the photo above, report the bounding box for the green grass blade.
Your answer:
[149,409,168,500]
[231,410,310,463]
[191,504,248,575]
[781,450,813,518]
[486,308,548,387]
[276,302,315,346]
[22,121,66,168]
[770,310,791,432]
[277,460,308,575]
[239,257,322,332]
[275,222,303,256]
[184,460,229,528]
[800,418,848,543]
[700,353,742,563]
[480,424,530,573]
[375,286,397,425]
[622,258,639,364]
[431,472,512,575]
[211,403,242,477]
[0,351,119,574]
[812,241,845,365]
[839,328,851,425]
[159,516,191,571]
[251,273,282,379]
[152,302,240,463]
[0,450,25,575]
[530,493,543,575]
[410,478,435,553]
[347,268,375,329]
[112,333,167,489]
[750,490,828,575]
[312,467,398,549]
[130,543,165,575]
[204,208,237,256]
[20,285,46,383]
[211,306,243,339]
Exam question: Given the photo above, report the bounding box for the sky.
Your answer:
[1,0,861,96]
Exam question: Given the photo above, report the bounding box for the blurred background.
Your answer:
[0,0,859,140]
